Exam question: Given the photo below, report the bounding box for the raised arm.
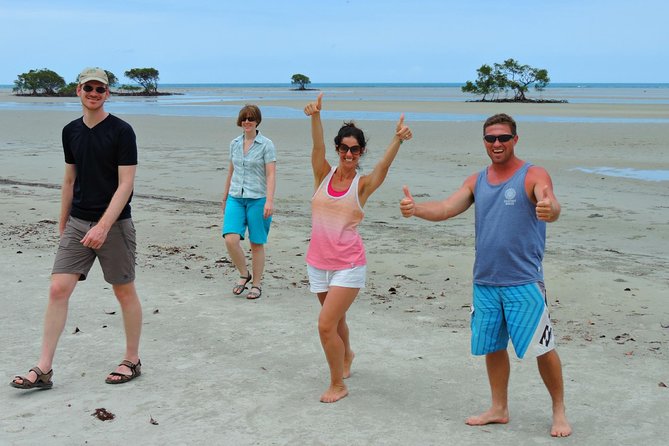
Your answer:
[358,114,412,206]
[400,174,476,222]
[304,92,330,188]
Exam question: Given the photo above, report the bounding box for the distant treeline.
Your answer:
[12,60,566,103]
[12,67,168,97]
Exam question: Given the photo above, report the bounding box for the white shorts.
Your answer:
[307,264,367,293]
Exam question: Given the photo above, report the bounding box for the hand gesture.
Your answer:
[535,186,555,221]
[80,223,109,249]
[399,185,415,217]
[304,92,323,116]
[395,114,412,142]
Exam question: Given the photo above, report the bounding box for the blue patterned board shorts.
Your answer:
[471,282,556,359]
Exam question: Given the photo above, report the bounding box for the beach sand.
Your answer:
[1,94,668,445]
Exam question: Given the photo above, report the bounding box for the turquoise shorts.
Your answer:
[222,196,272,244]
[471,282,555,359]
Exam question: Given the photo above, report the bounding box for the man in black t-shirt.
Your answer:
[11,67,144,390]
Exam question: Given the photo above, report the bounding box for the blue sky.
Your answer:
[1,0,666,85]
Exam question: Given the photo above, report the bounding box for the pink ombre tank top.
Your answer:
[306,167,366,270]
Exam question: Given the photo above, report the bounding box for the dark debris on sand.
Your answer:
[92,408,115,421]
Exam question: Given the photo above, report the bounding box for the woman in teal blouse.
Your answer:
[221,105,276,299]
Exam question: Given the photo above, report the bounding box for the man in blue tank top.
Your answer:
[399,114,571,437]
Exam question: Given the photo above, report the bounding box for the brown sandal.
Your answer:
[105,359,141,384]
[10,366,54,390]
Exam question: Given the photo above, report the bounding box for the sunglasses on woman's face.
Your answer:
[241,116,256,122]
[336,144,362,155]
[483,134,514,143]
[82,85,107,94]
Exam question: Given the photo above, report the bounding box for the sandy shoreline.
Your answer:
[1,96,668,445]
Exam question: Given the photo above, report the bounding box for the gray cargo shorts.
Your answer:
[52,216,136,284]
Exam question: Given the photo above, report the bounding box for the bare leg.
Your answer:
[224,233,249,287]
[466,349,511,426]
[317,287,359,403]
[13,273,78,385]
[249,242,265,289]
[106,281,142,381]
[338,315,354,379]
[318,294,355,379]
[537,350,572,437]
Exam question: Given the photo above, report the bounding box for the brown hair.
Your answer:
[237,104,262,127]
[483,113,517,135]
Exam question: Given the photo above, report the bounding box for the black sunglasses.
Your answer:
[483,134,514,143]
[82,85,107,94]
[336,144,362,155]
[241,116,256,122]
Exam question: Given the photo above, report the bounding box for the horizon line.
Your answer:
[2,81,669,88]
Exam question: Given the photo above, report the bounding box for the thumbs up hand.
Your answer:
[400,185,415,217]
[304,92,323,116]
[395,113,412,143]
[536,185,556,222]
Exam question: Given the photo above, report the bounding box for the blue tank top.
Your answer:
[473,163,546,286]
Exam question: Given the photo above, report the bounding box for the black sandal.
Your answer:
[232,272,252,295]
[10,366,54,390]
[105,359,141,384]
[247,286,262,300]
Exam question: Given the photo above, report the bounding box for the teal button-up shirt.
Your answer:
[228,131,276,199]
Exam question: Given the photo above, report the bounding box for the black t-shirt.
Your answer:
[62,114,138,222]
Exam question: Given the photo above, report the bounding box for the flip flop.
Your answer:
[232,272,252,295]
[247,286,262,300]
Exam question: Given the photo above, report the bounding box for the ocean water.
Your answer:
[1,83,668,124]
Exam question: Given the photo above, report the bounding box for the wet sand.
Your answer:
[1,93,668,445]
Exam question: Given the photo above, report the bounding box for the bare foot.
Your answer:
[551,411,572,437]
[320,384,348,403]
[465,408,509,426]
[343,351,355,379]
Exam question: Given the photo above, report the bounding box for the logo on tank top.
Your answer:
[504,188,517,206]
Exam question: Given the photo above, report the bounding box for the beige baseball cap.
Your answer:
[78,67,108,85]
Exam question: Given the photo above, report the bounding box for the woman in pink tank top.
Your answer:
[303,93,413,403]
